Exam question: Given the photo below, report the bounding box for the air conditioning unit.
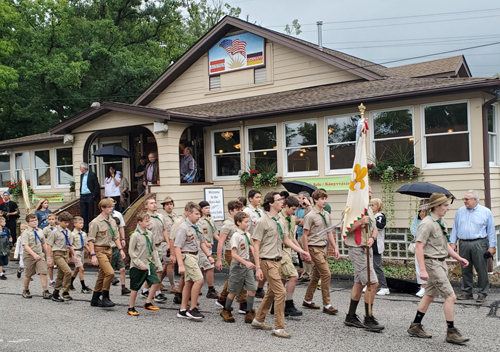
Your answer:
[153,122,168,133]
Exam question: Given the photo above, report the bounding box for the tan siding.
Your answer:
[72,111,157,133]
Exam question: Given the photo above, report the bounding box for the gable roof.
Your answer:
[386,55,471,78]
[0,132,64,148]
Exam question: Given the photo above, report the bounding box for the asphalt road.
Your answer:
[0,265,499,352]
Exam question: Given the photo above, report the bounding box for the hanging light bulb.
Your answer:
[221,131,233,140]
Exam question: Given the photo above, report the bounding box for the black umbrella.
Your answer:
[281,180,317,195]
[396,182,455,203]
[92,146,131,158]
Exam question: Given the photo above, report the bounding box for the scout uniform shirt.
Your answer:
[47,225,73,251]
[163,211,178,237]
[243,204,263,235]
[416,212,449,259]
[280,210,296,256]
[230,228,252,261]
[174,219,206,253]
[199,216,217,245]
[148,212,167,246]
[42,225,56,240]
[169,215,186,242]
[220,217,238,251]
[21,226,45,256]
[252,212,285,259]
[88,214,119,246]
[344,206,376,248]
[129,226,162,270]
[71,229,88,250]
[303,207,332,247]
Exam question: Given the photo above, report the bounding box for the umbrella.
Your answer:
[281,181,317,195]
[21,169,31,214]
[396,182,455,203]
[92,146,131,158]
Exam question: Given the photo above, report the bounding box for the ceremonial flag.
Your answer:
[21,169,31,214]
[219,38,247,57]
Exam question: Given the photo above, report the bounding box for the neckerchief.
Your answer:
[191,225,202,240]
[243,231,252,247]
[62,229,71,246]
[167,214,174,221]
[103,218,115,238]
[34,230,42,245]
[428,213,450,242]
[285,216,292,231]
[271,217,283,242]
[318,211,328,227]
[78,232,84,250]
[137,229,153,256]
[204,217,215,233]
[255,208,262,218]
[151,214,165,227]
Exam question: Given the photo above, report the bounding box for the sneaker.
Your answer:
[128,308,140,316]
[245,309,256,323]
[22,289,32,299]
[43,290,52,299]
[272,329,292,338]
[69,284,75,291]
[17,268,22,278]
[251,319,273,330]
[144,303,160,311]
[49,281,55,288]
[302,301,321,309]
[177,309,190,319]
[415,286,425,298]
[62,292,73,300]
[376,288,390,296]
[220,308,235,323]
[206,287,219,299]
[344,314,365,328]
[154,293,167,303]
[140,290,149,299]
[173,293,182,304]
[317,282,321,290]
[364,316,385,331]
[111,277,120,286]
[255,290,265,299]
[121,287,131,296]
[187,307,204,320]
[407,323,432,338]
[323,306,338,315]
[215,296,226,308]
[238,302,247,314]
[456,292,473,300]
[0,275,6,280]
[446,327,469,345]
[476,293,487,303]
[82,287,92,294]
[51,294,64,302]
[298,277,310,283]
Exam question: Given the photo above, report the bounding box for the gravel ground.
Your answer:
[0,264,499,352]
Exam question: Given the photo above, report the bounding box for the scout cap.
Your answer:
[161,196,174,205]
[428,193,449,208]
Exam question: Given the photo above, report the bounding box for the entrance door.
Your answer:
[180,125,205,183]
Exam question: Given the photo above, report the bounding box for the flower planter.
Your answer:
[368,168,420,180]
[244,176,282,187]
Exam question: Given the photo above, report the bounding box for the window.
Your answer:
[88,143,98,177]
[209,75,221,91]
[372,107,414,164]
[488,104,498,165]
[14,152,30,182]
[254,67,267,84]
[0,155,10,188]
[284,120,318,175]
[55,147,73,186]
[423,101,470,167]
[100,142,123,185]
[34,150,51,187]
[326,114,359,173]
[247,125,277,173]
[212,130,241,179]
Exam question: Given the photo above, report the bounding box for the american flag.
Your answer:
[219,38,247,57]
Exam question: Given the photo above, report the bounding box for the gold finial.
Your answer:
[358,103,366,117]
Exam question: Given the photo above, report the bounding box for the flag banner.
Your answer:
[21,169,31,214]
[32,193,65,203]
[295,177,350,190]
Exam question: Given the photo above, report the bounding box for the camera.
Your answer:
[484,251,493,259]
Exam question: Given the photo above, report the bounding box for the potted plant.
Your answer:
[7,181,34,203]
[69,181,76,200]
[239,163,281,192]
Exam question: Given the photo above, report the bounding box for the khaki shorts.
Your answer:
[348,246,378,285]
[181,253,203,282]
[424,258,454,298]
[74,250,85,268]
[280,251,298,280]
[198,251,214,270]
[156,242,169,265]
[24,253,47,277]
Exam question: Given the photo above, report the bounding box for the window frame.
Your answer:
[283,118,319,177]
[99,141,123,186]
[421,99,471,169]
[245,123,278,173]
[54,146,73,188]
[211,128,241,181]
[0,154,11,192]
[14,150,30,183]
[32,148,52,189]
[324,113,360,175]
[488,103,499,167]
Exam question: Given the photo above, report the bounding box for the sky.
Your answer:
[227,0,500,76]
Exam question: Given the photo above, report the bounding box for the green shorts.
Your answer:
[111,247,125,270]
[129,263,160,291]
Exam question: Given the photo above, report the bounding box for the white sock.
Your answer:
[285,292,293,301]
[324,304,331,309]
[156,290,161,295]
[274,329,282,332]
[143,288,149,293]
[303,300,312,304]
[0,273,4,276]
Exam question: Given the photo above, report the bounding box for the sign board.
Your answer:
[295,177,351,191]
[32,193,65,203]
[209,32,265,75]
[204,187,225,221]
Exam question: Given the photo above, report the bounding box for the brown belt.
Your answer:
[424,256,445,261]
[182,251,198,255]
[95,246,111,250]
[308,245,326,248]
[261,257,282,262]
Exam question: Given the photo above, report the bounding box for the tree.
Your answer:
[0,0,18,90]
[284,19,301,36]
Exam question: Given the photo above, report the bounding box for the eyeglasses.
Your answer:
[462,197,475,201]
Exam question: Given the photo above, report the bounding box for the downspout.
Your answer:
[482,90,500,209]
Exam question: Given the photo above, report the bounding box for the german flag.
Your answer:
[247,51,263,66]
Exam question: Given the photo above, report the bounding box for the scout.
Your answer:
[407,193,470,345]
[46,211,77,302]
[69,216,92,293]
[160,196,178,293]
[127,212,162,316]
[174,202,214,320]
[198,200,219,299]
[20,214,51,299]
[220,211,257,323]
[110,210,131,296]
[302,189,340,315]
[215,200,246,312]
[0,217,12,280]
[169,204,189,304]
[251,192,311,338]
[88,198,126,308]
[42,213,57,287]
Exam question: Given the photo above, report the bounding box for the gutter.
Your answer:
[482,90,500,209]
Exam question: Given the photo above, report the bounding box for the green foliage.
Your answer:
[0,0,19,90]
[284,19,301,36]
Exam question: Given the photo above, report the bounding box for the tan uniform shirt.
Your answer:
[88,214,119,246]
[243,205,263,235]
[71,229,88,250]
[148,212,167,246]
[129,226,162,270]
[42,226,56,240]
[303,207,332,247]
[231,229,252,261]
[21,227,45,255]
[169,215,186,241]
[221,217,238,251]
[174,219,206,252]
[280,210,296,256]
[416,212,449,259]
[163,212,178,237]
[199,216,217,245]
[252,212,284,259]
[344,207,376,248]
[47,226,72,251]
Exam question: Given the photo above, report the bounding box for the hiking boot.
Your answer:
[251,319,273,330]
[121,287,131,296]
[323,306,338,315]
[22,289,32,299]
[111,277,120,286]
[90,291,102,307]
[407,323,432,338]
[220,308,235,323]
[173,292,182,304]
[364,316,385,331]
[0,275,6,280]
[17,268,23,278]
[51,293,64,302]
[144,303,160,311]
[62,292,73,300]
[245,309,256,323]
[456,292,473,300]
[69,284,75,291]
[476,293,487,303]
[446,328,469,345]
[154,293,167,303]
[101,290,115,307]
[82,286,92,294]
[255,289,265,299]
[344,314,365,328]
[187,307,204,320]
[42,290,52,299]
[128,308,140,316]
[159,283,167,291]
[215,296,226,308]
[284,300,302,317]
[272,329,292,338]
[206,287,219,299]
[302,301,321,309]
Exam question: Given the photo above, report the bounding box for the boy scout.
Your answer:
[21,214,51,299]
[88,198,126,308]
[174,202,214,320]
[407,193,470,345]
[251,192,311,338]
[128,212,162,316]
[42,214,57,287]
[46,211,77,302]
[302,189,340,315]
[70,216,92,293]
[198,200,219,299]
[221,211,257,323]
[169,204,188,304]
[160,196,178,293]
[215,200,246,312]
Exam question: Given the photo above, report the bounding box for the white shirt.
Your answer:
[104,173,121,197]
[243,204,263,235]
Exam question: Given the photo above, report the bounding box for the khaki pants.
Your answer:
[53,251,72,293]
[219,250,247,303]
[94,247,114,292]
[255,260,286,330]
[299,237,313,279]
[304,247,331,306]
